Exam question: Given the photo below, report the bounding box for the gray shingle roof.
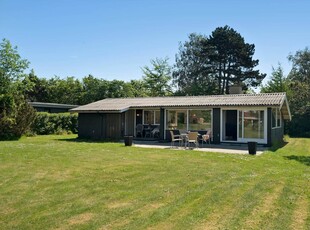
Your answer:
[71,93,291,119]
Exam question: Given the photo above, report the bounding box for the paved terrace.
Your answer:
[132,141,267,155]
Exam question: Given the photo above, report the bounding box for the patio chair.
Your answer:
[151,127,160,138]
[136,124,143,137]
[186,131,199,148]
[170,130,182,148]
[201,130,212,147]
[144,125,152,138]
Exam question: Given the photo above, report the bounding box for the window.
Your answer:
[144,110,154,124]
[166,110,187,130]
[166,109,211,131]
[239,110,265,139]
[272,108,281,128]
[155,110,160,124]
[143,110,160,125]
[188,110,212,130]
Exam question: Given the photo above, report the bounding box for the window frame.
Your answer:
[143,110,160,125]
[272,108,282,129]
[165,109,212,131]
[220,107,267,144]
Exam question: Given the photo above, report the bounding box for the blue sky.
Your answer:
[1,0,309,86]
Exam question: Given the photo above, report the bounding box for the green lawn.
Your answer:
[0,135,309,230]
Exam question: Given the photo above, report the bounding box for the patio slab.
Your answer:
[131,141,267,155]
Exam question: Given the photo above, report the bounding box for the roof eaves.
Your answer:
[29,102,78,109]
[70,106,130,113]
[280,96,292,121]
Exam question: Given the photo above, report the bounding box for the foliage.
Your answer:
[46,76,83,104]
[0,94,36,139]
[173,26,266,95]
[23,74,151,105]
[208,26,266,94]
[288,47,310,83]
[106,79,133,98]
[0,135,309,229]
[31,112,78,135]
[173,33,217,95]
[80,75,109,104]
[0,39,35,140]
[142,57,173,96]
[0,39,30,94]
[286,48,310,137]
[260,64,289,93]
[23,69,50,102]
[128,79,149,97]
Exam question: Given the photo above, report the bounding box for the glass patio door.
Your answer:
[222,109,267,144]
[222,110,238,141]
[239,110,264,139]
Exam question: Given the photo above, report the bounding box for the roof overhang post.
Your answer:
[212,108,221,144]
[267,108,272,147]
[159,108,165,141]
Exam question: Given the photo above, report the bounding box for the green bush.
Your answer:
[288,109,310,138]
[31,112,78,135]
[0,94,36,140]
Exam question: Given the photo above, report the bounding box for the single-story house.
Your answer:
[29,102,78,113]
[70,93,291,146]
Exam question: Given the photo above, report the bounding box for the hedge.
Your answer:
[31,112,78,135]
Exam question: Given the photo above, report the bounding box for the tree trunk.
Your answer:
[221,63,226,94]
[218,63,222,94]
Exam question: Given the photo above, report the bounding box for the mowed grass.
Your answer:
[0,135,309,230]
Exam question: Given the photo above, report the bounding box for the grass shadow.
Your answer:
[284,155,310,166]
[55,137,121,143]
[269,141,288,152]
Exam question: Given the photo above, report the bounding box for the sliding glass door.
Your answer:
[222,109,267,144]
[239,110,265,139]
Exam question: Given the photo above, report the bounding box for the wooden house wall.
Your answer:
[271,113,285,145]
[212,108,221,144]
[125,110,135,136]
[34,107,71,113]
[105,113,122,139]
[78,113,104,139]
[78,113,123,139]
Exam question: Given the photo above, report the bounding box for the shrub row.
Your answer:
[31,112,78,135]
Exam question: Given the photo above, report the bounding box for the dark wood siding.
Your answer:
[125,110,135,136]
[105,113,122,139]
[78,113,104,139]
[78,113,123,139]
[212,108,221,144]
[160,108,165,141]
[271,115,284,145]
[267,108,272,147]
[35,107,71,113]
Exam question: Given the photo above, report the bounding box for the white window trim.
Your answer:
[154,110,160,125]
[220,108,267,144]
[164,109,212,133]
[143,110,160,125]
[272,108,282,129]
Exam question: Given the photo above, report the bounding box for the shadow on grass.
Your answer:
[284,155,310,166]
[269,141,288,152]
[54,137,122,143]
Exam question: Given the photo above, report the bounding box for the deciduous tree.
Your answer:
[0,39,35,139]
[142,58,172,96]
